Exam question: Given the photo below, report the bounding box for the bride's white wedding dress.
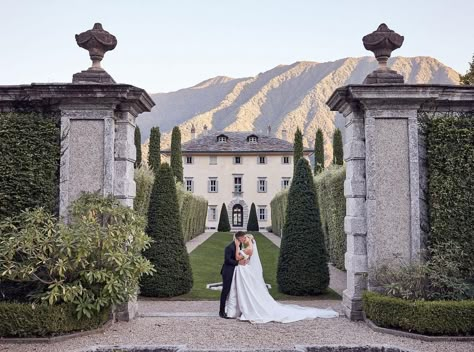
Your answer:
[226,240,339,323]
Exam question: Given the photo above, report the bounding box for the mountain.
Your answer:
[137,56,459,165]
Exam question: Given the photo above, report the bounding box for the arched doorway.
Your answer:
[232,204,243,227]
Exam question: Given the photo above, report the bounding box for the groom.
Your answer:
[219,231,246,318]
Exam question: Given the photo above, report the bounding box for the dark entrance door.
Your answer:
[232,204,243,227]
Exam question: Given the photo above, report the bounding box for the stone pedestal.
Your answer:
[327,84,474,320]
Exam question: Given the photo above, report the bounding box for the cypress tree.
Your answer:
[148,127,161,173]
[217,203,231,232]
[277,158,329,295]
[140,163,193,297]
[293,128,303,174]
[332,128,343,165]
[314,128,324,174]
[247,203,259,231]
[170,126,184,183]
[134,126,142,168]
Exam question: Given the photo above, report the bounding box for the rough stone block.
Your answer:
[114,160,135,197]
[344,180,366,198]
[345,253,368,273]
[344,140,365,160]
[347,233,367,255]
[346,198,365,217]
[344,216,366,235]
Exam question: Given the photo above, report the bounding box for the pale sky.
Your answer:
[1,0,473,93]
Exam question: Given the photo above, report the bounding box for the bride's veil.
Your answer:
[249,238,263,277]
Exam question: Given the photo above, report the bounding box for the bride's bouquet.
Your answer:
[239,249,249,260]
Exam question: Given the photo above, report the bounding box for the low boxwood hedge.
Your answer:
[0,302,110,337]
[363,291,474,336]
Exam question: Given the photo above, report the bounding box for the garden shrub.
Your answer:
[363,291,474,336]
[277,158,329,295]
[0,194,154,318]
[140,163,193,297]
[247,203,259,231]
[217,203,231,232]
[0,112,60,221]
[270,190,288,237]
[170,126,184,183]
[177,186,208,241]
[148,126,161,172]
[421,112,474,276]
[134,164,154,218]
[0,302,110,337]
[315,166,346,270]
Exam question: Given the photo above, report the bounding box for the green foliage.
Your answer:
[0,112,60,221]
[314,128,325,174]
[140,163,193,297]
[422,112,474,276]
[293,128,304,174]
[170,126,184,183]
[363,291,474,336]
[133,164,154,218]
[332,128,343,165]
[147,126,161,173]
[134,126,142,168]
[247,203,259,231]
[459,54,474,85]
[315,166,346,270]
[372,241,474,301]
[0,302,110,337]
[277,158,329,295]
[269,190,288,236]
[176,185,208,241]
[0,194,154,319]
[217,203,230,232]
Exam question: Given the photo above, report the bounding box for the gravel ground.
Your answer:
[0,301,472,352]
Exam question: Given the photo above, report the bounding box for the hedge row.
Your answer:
[177,187,208,241]
[0,112,60,221]
[423,113,474,274]
[363,291,474,336]
[134,165,207,241]
[270,166,346,270]
[315,166,346,270]
[0,303,110,337]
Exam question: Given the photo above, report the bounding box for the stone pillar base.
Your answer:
[342,290,364,321]
[114,296,138,321]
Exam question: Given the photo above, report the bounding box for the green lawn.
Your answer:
[149,232,340,301]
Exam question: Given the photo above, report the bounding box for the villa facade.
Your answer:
[174,130,312,230]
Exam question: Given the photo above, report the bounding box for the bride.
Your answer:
[226,234,339,323]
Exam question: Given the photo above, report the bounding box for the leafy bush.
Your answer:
[269,190,288,236]
[217,203,231,232]
[0,302,109,337]
[0,112,60,221]
[247,203,259,231]
[177,185,208,241]
[315,166,346,270]
[363,291,474,336]
[140,163,193,297]
[134,164,154,218]
[372,241,474,301]
[422,112,474,276]
[277,158,329,295]
[0,194,154,318]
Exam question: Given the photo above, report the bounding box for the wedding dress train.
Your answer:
[226,240,339,323]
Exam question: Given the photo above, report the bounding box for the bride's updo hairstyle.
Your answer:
[245,234,255,242]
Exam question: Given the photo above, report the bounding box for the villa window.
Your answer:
[208,206,217,221]
[185,178,194,192]
[185,156,193,164]
[217,134,228,143]
[247,135,258,143]
[282,156,291,164]
[258,206,267,221]
[257,156,266,164]
[258,178,267,193]
[234,176,242,193]
[281,177,291,190]
[209,156,217,165]
[233,156,242,164]
[208,178,218,193]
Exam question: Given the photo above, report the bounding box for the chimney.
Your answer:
[267,125,271,135]
[281,129,287,141]
[203,124,208,135]
[191,124,196,140]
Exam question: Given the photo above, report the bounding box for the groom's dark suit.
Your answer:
[219,241,240,315]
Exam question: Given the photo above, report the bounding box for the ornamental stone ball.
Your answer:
[362,23,405,84]
[75,23,117,70]
[73,23,117,83]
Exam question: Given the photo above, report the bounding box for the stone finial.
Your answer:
[362,24,405,84]
[73,23,117,84]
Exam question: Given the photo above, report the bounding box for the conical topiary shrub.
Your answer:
[247,203,259,231]
[140,162,193,297]
[277,158,329,295]
[217,203,230,232]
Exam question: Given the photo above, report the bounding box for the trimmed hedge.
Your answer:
[423,113,474,275]
[270,190,288,236]
[0,112,60,221]
[363,291,474,336]
[315,166,346,270]
[0,303,110,337]
[218,203,231,232]
[247,202,259,231]
[177,186,208,241]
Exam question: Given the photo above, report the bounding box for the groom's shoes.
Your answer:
[219,311,229,319]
